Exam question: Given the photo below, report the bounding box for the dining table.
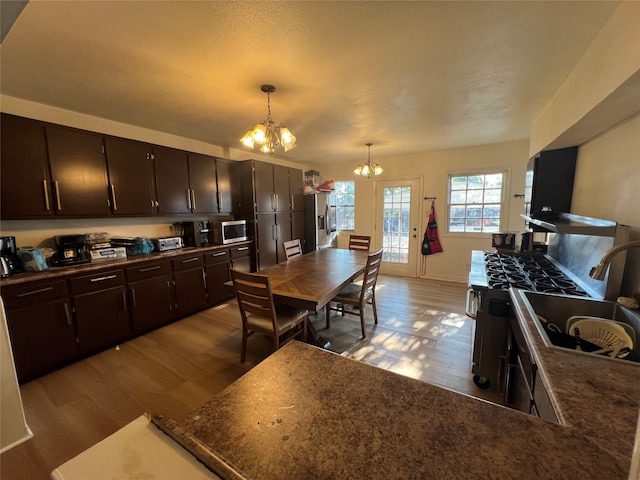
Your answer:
[245,248,370,347]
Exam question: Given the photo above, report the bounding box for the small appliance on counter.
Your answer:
[491,233,516,251]
[54,234,91,266]
[182,220,211,247]
[152,236,182,252]
[17,247,48,272]
[1,236,23,277]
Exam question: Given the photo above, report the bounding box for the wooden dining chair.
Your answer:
[348,235,371,251]
[325,248,383,339]
[230,269,308,363]
[283,239,303,260]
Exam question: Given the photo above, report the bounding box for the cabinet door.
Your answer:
[187,152,218,214]
[273,164,290,212]
[6,299,77,382]
[45,125,110,216]
[254,161,275,212]
[74,286,131,355]
[153,145,191,214]
[0,114,53,218]
[205,262,232,305]
[289,168,303,212]
[129,275,175,333]
[173,268,208,316]
[104,136,155,215]
[275,212,292,263]
[215,158,234,213]
[256,213,277,269]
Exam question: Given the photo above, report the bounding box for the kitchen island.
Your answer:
[149,340,637,479]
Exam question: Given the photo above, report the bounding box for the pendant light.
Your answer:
[354,143,383,178]
[240,84,297,155]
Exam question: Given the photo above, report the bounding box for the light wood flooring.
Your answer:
[0,275,500,480]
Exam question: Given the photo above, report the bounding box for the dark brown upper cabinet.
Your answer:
[215,158,235,214]
[289,168,303,212]
[104,136,156,216]
[186,152,218,214]
[153,145,191,214]
[45,124,111,217]
[0,114,53,219]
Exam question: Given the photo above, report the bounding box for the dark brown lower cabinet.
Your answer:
[73,286,131,355]
[3,279,78,382]
[126,260,174,333]
[230,244,252,272]
[172,254,207,316]
[204,249,232,306]
[70,269,131,355]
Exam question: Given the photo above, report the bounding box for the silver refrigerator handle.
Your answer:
[325,202,330,234]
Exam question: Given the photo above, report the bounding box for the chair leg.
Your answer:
[240,328,248,363]
[325,303,331,329]
[372,293,378,325]
[303,317,308,342]
[359,308,366,339]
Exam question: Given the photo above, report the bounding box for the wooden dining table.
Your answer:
[258,248,369,312]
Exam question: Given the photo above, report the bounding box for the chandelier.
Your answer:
[354,143,383,178]
[240,84,297,155]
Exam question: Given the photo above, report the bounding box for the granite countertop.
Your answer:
[0,241,252,286]
[166,341,637,479]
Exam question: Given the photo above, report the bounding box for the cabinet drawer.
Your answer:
[2,280,68,309]
[70,269,125,295]
[171,254,204,271]
[204,249,230,265]
[126,260,168,282]
[230,245,251,258]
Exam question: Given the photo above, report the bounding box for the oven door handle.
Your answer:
[466,288,478,319]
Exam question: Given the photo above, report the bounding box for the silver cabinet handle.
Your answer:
[291,194,294,211]
[191,189,196,210]
[90,274,117,282]
[54,180,62,211]
[42,180,51,211]
[155,200,159,207]
[131,287,137,308]
[110,184,118,211]
[139,265,161,273]
[181,257,199,264]
[212,251,227,257]
[186,189,192,210]
[217,192,223,212]
[236,246,249,252]
[274,193,279,210]
[64,302,72,326]
[272,224,277,240]
[121,290,128,312]
[16,286,53,297]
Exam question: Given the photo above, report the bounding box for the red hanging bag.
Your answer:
[421,200,443,255]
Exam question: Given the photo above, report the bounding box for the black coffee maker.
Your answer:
[54,234,91,266]
[1,236,23,277]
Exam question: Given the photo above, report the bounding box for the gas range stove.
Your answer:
[482,251,589,296]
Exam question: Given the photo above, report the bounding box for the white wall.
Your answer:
[316,140,530,283]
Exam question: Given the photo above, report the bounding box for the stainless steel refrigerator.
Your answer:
[304,193,336,251]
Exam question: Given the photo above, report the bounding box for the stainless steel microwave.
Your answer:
[211,220,248,244]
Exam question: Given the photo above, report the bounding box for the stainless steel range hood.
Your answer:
[521,212,617,236]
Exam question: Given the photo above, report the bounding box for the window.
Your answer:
[447,171,506,234]
[329,181,355,231]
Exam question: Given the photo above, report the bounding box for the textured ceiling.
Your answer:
[0,1,621,165]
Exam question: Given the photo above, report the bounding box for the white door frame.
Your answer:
[374,177,423,277]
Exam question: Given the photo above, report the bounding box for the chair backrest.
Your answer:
[283,239,303,260]
[360,248,383,301]
[349,235,371,251]
[230,269,279,332]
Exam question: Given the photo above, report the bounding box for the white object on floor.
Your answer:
[50,415,221,480]
[0,297,33,453]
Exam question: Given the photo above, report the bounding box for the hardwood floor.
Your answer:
[0,275,500,480]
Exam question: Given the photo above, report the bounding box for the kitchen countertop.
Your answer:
[157,340,637,479]
[0,241,252,286]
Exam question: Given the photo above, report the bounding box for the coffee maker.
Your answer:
[1,236,23,277]
[182,220,211,247]
[54,234,91,266]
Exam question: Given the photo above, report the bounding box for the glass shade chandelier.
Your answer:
[354,143,383,178]
[240,84,297,156]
